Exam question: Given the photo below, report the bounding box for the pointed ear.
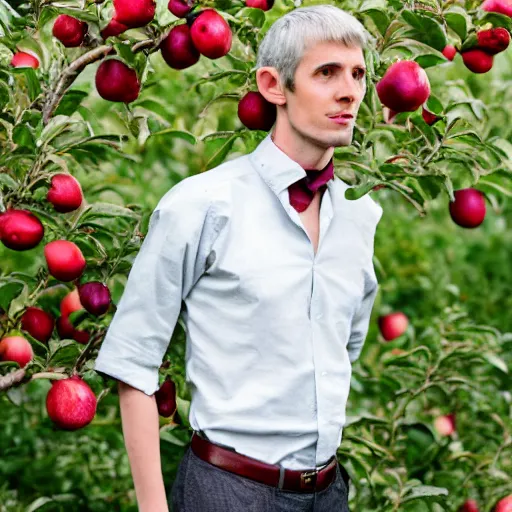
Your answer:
[256,67,287,106]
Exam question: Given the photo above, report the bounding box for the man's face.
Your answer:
[281,41,367,149]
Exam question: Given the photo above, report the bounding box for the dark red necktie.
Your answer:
[288,159,334,213]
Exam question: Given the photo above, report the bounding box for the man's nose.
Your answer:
[336,75,364,104]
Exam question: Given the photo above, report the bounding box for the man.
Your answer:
[94,4,383,511]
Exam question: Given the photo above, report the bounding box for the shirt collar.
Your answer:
[249,133,334,196]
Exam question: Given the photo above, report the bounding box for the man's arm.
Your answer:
[94,182,225,509]
[118,382,168,512]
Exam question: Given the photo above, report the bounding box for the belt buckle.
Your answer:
[300,469,318,490]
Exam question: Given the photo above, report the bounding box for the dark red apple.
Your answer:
[0,336,34,367]
[10,51,39,69]
[47,174,83,213]
[0,209,44,251]
[434,413,456,436]
[449,188,486,228]
[190,9,232,59]
[46,375,97,430]
[422,107,441,126]
[100,19,129,39]
[378,312,408,341]
[459,499,479,512]
[476,27,510,55]
[481,0,512,17]
[44,240,86,282]
[95,59,140,103]
[21,307,55,343]
[78,282,111,316]
[52,14,87,48]
[113,0,156,28]
[376,61,430,113]
[461,49,494,73]
[237,91,277,131]
[168,0,195,18]
[155,378,177,417]
[246,0,274,10]
[495,495,512,512]
[160,24,200,70]
[442,44,457,61]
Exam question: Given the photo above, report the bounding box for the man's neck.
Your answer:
[270,130,334,171]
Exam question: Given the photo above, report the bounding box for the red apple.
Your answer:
[56,315,90,344]
[422,107,441,126]
[113,0,156,28]
[376,61,430,113]
[160,24,200,70]
[155,378,177,417]
[60,289,83,318]
[442,44,457,61]
[0,335,34,367]
[168,0,195,18]
[52,14,87,48]
[95,59,140,103]
[78,282,111,316]
[495,495,512,512]
[47,174,83,213]
[481,0,512,17]
[461,49,494,73]
[434,413,456,436]
[190,9,232,59]
[0,209,44,251]
[378,312,408,341]
[44,240,86,282]
[46,375,97,430]
[476,27,510,55]
[459,499,479,512]
[238,91,277,131]
[10,51,39,69]
[449,188,486,228]
[100,19,129,39]
[21,307,55,343]
[245,0,274,10]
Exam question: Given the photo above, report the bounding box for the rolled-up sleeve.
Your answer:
[94,181,217,395]
[347,198,383,364]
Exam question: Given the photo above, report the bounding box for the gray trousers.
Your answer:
[170,446,350,512]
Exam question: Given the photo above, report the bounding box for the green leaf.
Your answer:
[402,485,449,503]
[12,67,41,101]
[415,53,446,68]
[476,11,512,32]
[444,7,469,41]
[12,123,35,150]
[235,7,266,28]
[0,173,18,190]
[483,353,508,374]
[54,90,88,117]
[149,128,196,145]
[345,182,377,200]
[47,340,82,366]
[203,134,238,171]
[80,203,139,221]
[401,10,447,52]
[361,7,390,36]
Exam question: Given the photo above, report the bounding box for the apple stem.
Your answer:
[42,45,114,125]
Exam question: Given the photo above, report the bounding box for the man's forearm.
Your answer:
[118,382,169,512]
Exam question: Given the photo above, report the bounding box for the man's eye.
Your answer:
[321,68,332,77]
[354,69,366,80]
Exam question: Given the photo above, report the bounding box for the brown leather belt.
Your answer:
[190,431,338,493]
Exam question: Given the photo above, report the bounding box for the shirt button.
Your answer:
[321,371,328,377]
[316,313,323,320]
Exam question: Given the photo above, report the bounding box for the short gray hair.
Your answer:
[256,5,369,92]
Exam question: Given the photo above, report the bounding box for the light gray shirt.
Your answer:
[94,133,383,470]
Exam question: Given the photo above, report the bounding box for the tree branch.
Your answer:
[42,45,114,125]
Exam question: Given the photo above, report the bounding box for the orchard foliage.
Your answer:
[0,0,511,510]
